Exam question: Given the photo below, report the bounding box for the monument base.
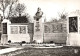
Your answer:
[33,34,43,43]
[67,33,80,46]
[1,34,8,44]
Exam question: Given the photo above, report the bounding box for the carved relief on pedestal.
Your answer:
[69,17,78,32]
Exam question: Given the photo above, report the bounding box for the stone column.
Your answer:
[1,19,11,44]
[33,8,44,43]
[67,14,80,46]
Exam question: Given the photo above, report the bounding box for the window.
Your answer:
[19,26,26,34]
[11,26,18,34]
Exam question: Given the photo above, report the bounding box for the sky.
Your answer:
[18,0,80,21]
[1,0,80,21]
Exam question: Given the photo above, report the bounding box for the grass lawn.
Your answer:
[1,46,80,56]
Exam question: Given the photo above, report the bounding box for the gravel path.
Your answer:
[0,47,22,55]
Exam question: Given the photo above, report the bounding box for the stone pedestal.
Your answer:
[33,17,43,43]
[67,14,80,46]
[33,8,43,43]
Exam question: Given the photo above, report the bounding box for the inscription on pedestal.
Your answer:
[35,22,40,31]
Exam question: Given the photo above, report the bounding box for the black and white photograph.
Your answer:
[69,17,78,32]
[0,0,80,56]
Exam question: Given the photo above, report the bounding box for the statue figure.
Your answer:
[34,7,43,21]
[71,18,77,31]
[69,17,78,32]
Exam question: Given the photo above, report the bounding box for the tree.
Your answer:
[58,10,68,19]
[11,16,30,23]
[15,3,26,17]
[71,10,80,15]
[0,0,18,19]
[8,3,26,17]
[5,2,32,23]
[0,0,10,19]
[8,0,18,19]
[49,17,58,22]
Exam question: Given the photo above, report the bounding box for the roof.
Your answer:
[2,19,11,24]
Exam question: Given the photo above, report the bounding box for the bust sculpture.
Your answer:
[34,7,43,21]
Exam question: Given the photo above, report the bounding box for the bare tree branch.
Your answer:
[15,3,26,17]
[8,0,18,19]
[0,0,18,19]
[58,10,68,19]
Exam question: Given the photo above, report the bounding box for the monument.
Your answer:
[33,7,44,43]
[67,13,80,46]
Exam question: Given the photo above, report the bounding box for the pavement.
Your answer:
[0,47,22,54]
[33,46,63,48]
[0,43,63,55]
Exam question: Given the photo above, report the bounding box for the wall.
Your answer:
[67,16,80,46]
[43,19,67,44]
[44,33,67,43]
[28,23,34,42]
[8,23,30,42]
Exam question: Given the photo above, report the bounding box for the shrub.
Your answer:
[50,41,54,43]
[8,40,11,43]
[21,41,26,44]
